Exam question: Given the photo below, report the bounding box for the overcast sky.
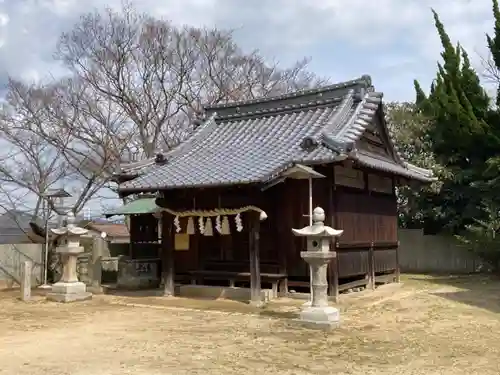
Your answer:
[0,0,494,215]
[0,0,494,102]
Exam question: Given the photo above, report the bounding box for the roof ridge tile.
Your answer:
[204,75,372,111]
[329,91,383,146]
[214,97,343,121]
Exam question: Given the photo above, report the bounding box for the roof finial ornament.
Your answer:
[312,207,325,225]
[292,206,343,238]
[66,211,76,228]
[360,74,372,86]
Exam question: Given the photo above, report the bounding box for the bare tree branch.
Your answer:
[0,2,324,218]
[55,3,326,157]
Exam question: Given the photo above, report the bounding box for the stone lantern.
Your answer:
[292,207,343,328]
[46,212,92,303]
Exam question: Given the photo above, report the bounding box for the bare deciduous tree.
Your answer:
[1,77,132,218]
[55,2,326,157]
[0,2,324,219]
[0,97,65,220]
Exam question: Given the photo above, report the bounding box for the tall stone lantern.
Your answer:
[292,207,343,328]
[46,212,92,303]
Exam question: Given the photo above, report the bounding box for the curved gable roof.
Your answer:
[119,76,434,192]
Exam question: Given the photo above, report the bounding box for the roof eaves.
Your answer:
[118,113,218,192]
[352,150,435,182]
[119,175,263,194]
[404,162,436,180]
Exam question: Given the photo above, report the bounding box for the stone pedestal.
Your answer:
[292,207,343,329]
[46,213,92,303]
[47,281,92,302]
[299,251,339,328]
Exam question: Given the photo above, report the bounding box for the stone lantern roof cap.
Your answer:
[291,207,344,238]
[50,212,88,236]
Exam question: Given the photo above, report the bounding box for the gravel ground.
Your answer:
[0,275,500,375]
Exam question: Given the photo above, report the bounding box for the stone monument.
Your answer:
[292,207,343,329]
[46,212,92,303]
[87,236,105,294]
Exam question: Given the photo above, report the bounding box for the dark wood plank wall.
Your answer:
[335,186,397,244]
[334,185,398,280]
[133,161,399,282]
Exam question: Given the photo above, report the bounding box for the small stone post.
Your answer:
[46,212,92,303]
[20,260,32,301]
[292,207,344,329]
[88,236,104,294]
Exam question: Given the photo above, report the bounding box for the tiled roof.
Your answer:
[104,198,160,217]
[353,151,434,181]
[118,158,157,176]
[119,75,433,191]
[87,223,129,238]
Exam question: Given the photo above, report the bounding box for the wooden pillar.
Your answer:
[193,231,202,284]
[395,241,401,283]
[128,215,136,258]
[279,184,293,296]
[329,246,339,303]
[161,212,175,296]
[278,241,288,296]
[368,242,375,290]
[328,172,339,301]
[248,211,262,306]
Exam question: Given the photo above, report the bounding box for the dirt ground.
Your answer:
[1,275,500,375]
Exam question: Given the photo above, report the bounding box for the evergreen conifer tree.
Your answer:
[413,10,492,232]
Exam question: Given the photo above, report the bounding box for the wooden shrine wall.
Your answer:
[158,185,287,274]
[153,161,399,281]
[335,188,398,244]
[129,214,160,259]
[333,164,399,280]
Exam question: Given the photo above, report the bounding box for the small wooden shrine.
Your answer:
[112,75,434,304]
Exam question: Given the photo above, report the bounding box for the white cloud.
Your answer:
[0,0,496,100]
[0,0,497,214]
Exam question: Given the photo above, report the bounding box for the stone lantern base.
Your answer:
[298,305,340,329]
[46,281,92,303]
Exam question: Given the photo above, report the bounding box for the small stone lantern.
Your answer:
[292,207,343,328]
[46,212,92,303]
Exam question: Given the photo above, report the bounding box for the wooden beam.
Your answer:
[248,211,262,306]
[161,212,175,296]
[368,242,375,290]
